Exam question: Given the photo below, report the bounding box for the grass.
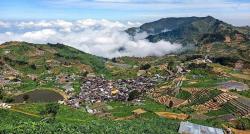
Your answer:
[107,98,180,117]
[108,66,138,80]
[1,102,180,133]
[182,68,230,88]
[12,103,45,115]
[0,109,41,129]
[56,105,98,124]
[232,90,250,98]
[107,101,137,117]
[11,103,98,124]
[18,79,38,91]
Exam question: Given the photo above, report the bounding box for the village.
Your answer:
[0,45,250,134]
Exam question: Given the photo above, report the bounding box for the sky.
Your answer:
[0,0,250,26]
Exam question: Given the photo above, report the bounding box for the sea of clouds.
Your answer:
[0,19,182,58]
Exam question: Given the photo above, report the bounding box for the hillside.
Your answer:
[0,41,109,76]
[127,16,250,64]
[0,41,250,133]
[0,18,250,134]
[127,16,248,45]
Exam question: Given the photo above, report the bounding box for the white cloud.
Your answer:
[0,19,182,58]
[22,29,57,41]
[0,21,10,28]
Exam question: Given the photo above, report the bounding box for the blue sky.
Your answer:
[1,0,250,26]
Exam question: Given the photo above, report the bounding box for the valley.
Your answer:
[0,16,250,134]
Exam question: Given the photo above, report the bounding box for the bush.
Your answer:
[140,64,151,70]
[40,103,60,116]
[128,90,140,101]
[168,61,175,70]
[23,95,30,101]
[30,64,37,70]
[3,96,14,103]
[0,88,4,100]
[236,118,250,130]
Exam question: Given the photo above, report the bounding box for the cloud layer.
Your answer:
[0,19,182,58]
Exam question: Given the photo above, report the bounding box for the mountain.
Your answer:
[0,41,109,77]
[127,16,250,63]
[127,16,248,45]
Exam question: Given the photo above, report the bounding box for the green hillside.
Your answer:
[0,41,109,76]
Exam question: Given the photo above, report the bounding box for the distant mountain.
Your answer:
[127,16,248,45]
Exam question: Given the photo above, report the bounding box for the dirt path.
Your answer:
[114,115,136,120]
[9,108,41,118]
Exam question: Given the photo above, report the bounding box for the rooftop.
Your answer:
[178,121,224,134]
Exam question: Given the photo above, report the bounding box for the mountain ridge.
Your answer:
[127,16,248,45]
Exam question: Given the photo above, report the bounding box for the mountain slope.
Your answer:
[0,41,110,77]
[127,16,248,45]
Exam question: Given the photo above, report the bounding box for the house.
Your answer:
[87,73,96,77]
[27,74,38,81]
[234,60,244,71]
[178,121,224,134]
[137,70,146,76]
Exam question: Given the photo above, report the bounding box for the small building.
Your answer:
[178,121,224,134]
[137,70,146,76]
[87,73,96,77]
[234,60,244,71]
[27,74,38,81]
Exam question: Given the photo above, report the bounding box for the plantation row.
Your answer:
[229,99,250,116]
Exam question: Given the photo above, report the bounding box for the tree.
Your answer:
[0,87,4,100]
[168,100,174,108]
[3,96,14,103]
[111,58,117,63]
[140,63,151,70]
[23,94,30,102]
[128,90,140,101]
[168,61,175,71]
[30,64,37,70]
[236,122,246,130]
[40,103,60,117]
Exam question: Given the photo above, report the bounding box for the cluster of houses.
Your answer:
[65,76,157,108]
[80,76,156,103]
[0,74,21,88]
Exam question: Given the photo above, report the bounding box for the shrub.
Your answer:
[0,88,4,100]
[128,90,140,101]
[23,95,30,101]
[140,64,151,70]
[40,103,60,116]
[3,96,14,103]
